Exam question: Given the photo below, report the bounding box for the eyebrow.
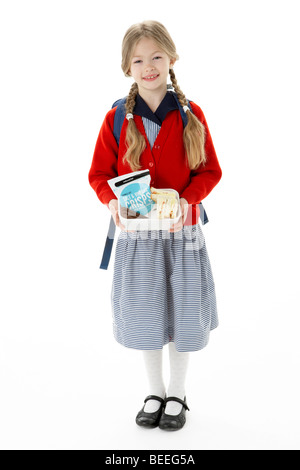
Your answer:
[132,51,163,58]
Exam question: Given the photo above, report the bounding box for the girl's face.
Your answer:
[129,37,175,94]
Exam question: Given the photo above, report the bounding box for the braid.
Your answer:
[169,69,207,169]
[169,69,188,107]
[122,82,146,171]
[125,81,139,114]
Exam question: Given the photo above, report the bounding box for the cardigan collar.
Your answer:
[133,91,179,126]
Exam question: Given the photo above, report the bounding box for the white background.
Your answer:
[0,0,299,451]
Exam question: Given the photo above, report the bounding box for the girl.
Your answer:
[88,20,222,431]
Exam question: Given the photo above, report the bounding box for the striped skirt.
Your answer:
[110,224,219,352]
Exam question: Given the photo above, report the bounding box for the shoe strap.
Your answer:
[144,395,165,405]
[165,396,190,411]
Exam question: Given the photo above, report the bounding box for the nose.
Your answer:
[145,63,154,72]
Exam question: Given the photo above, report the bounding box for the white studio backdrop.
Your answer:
[0,0,299,450]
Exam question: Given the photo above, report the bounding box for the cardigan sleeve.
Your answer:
[180,101,222,205]
[88,107,119,206]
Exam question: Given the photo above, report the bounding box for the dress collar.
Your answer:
[133,91,179,126]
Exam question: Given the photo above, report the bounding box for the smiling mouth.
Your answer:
[143,74,159,81]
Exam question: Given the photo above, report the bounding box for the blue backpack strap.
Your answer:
[169,91,192,128]
[112,97,127,146]
[100,214,116,270]
[99,97,126,269]
[199,202,209,225]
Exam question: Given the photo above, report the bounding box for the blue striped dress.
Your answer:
[110,118,219,353]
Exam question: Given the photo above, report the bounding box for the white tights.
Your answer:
[142,342,189,415]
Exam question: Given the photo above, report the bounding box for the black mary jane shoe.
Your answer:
[158,396,190,431]
[136,395,166,428]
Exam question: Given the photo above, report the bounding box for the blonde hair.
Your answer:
[121,20,207,172]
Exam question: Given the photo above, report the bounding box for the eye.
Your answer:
[153,56,162,60]
[133,60,142,64]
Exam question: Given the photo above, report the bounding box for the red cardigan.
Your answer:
[88,101,222,225]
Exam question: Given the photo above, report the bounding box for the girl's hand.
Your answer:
[169,198,189,233]
[108,199,135,233]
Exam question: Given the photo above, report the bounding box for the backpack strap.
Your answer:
[99,97,126,269]
[100,215,116,270]
[199,202,209,225]
[168,91,192,128]
[112,97,127,146]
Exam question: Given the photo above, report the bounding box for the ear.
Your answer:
[169,58,176,69]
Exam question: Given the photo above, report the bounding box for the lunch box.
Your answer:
[118,188,181,231]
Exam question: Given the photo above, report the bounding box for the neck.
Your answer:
[137,85,167,113]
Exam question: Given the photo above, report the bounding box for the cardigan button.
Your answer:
[149,162,154,168]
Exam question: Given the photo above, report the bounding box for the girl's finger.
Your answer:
[169,221,183,232]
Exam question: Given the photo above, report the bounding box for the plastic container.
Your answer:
[119,188,181,231]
